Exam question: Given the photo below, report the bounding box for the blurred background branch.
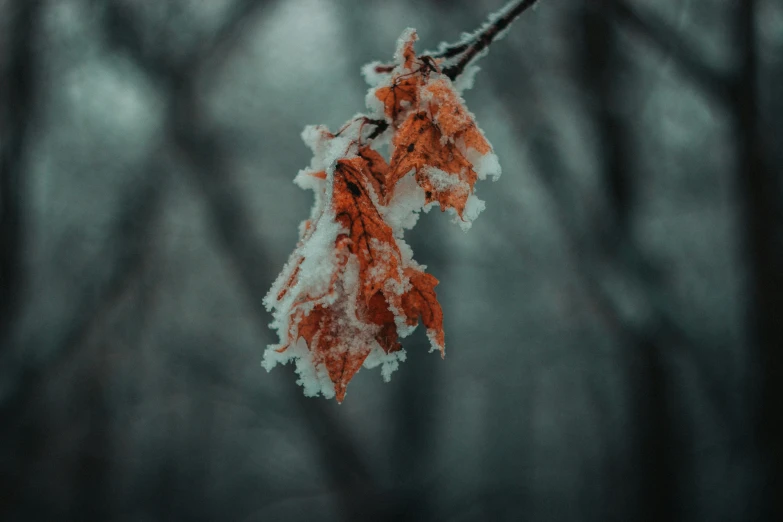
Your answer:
[0,0,41,352]
[97,0,381,519]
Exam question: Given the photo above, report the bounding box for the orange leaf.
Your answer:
[367,291,402,354]
[287,304,371,403]
[401,268,445,357]
[357,146,391,203]
[399,29,418,69]
[424,80,492,155]
[264,26,501,401]
[321,343,371,403]
[375,75,420,123]
[388,111,478,218]
[332,157,403,304]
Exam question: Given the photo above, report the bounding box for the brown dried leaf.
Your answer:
[401,268,445,356]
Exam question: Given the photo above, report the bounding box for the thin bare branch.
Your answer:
[435,0,542,81]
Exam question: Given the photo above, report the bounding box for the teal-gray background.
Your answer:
[2,0,781,520]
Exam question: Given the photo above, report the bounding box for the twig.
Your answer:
[437,0,542,81]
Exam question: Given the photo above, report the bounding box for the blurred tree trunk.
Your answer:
[73,349,112,520]
[731,1,783,519]
[579,4,678,521]
[384,214,447,521]
[0,0,38,349]
[0,2,42,519]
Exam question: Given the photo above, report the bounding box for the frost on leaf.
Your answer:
[263,28,500,402]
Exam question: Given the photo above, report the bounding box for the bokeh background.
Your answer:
[2,0,782,520]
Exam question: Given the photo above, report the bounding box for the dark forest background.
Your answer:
[1,0,782,520]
